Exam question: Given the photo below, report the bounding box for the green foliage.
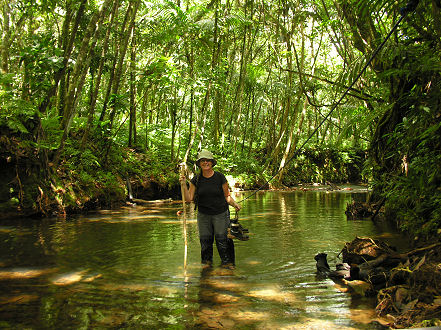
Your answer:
[282,147,366,185]
[382,115,441,239]
[19,34,64,100]
[217,152,265,188]
[0,79,39,135]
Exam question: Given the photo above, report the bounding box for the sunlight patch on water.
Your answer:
[284,318,358,329]
[0,226,15,233]
[197,306,271,328]
[98,282,179,297]
[248,284,298,304]
[161,219,197,224]
[246,259,262,265]
[82,214,175,223]
[0,267,57,280]
[51,270,88,285]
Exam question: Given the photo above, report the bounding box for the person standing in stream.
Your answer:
[180,149,241,269]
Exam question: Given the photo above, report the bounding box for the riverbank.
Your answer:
[0,130,367,220]
[331,237,441,329]
[0,129,182,219]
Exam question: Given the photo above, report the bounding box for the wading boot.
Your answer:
[200,237,214,266]
[227,238,235,266]
[216,238,234,269]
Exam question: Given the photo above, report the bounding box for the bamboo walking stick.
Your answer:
[179,163,189,304]
[179,163,188,270]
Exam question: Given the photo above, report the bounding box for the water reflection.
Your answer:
[0,188,403,328]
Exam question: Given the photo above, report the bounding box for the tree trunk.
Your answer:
[54,0,113,165]
[108,0,140,131]
[81,0,120,149]
[39,0,86,115]
[129,23,137,147]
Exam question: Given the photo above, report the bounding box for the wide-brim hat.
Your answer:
[196,149,217,166]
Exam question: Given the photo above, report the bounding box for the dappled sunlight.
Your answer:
[348,308,380,324]
[83,214,171,223]
[0,267,57,280]
[196,303,272,328]
[200,277,244,292]
[153,285,180,297]
[196,307,236,328]
[248,284,298,304]
[162,219,197,224]
[246,259,262,265]
[0,226,32,236]
[0,226,15,233]
[231,309,272,323]
[100,282,152,292]
[99,282,179,297]
[201,291,241,304]
[138,209,165,215]
[96,209,124,215]
[333,282,351,293]
[51,270,88,285]
[83,216,121,222]
[82,273,103,282]
[280,318,358,329]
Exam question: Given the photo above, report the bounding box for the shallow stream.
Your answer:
[0,186,407,328]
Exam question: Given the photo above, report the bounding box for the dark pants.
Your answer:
[198,210,235,265]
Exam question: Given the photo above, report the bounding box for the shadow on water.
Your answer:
[0,187,406,328]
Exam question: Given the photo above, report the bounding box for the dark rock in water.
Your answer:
[329,263,352,280]
[350,263,389,286]
[367,320,389,329]
[314,253,331,275]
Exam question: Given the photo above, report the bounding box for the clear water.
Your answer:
[0,187,406,328]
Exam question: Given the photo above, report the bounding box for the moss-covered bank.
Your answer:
[0,127,182,219]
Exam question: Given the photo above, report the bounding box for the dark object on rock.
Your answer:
[314,253,331,275]
[350,264,388,291]
[315,253,352,280]
[329,262,352,280]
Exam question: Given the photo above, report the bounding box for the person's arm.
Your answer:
[180,175,196,202]
[222,182,241,211]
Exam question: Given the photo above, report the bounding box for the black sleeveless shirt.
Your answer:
[191,171,228,215]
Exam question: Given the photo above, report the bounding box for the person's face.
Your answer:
[199,158,213,170]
